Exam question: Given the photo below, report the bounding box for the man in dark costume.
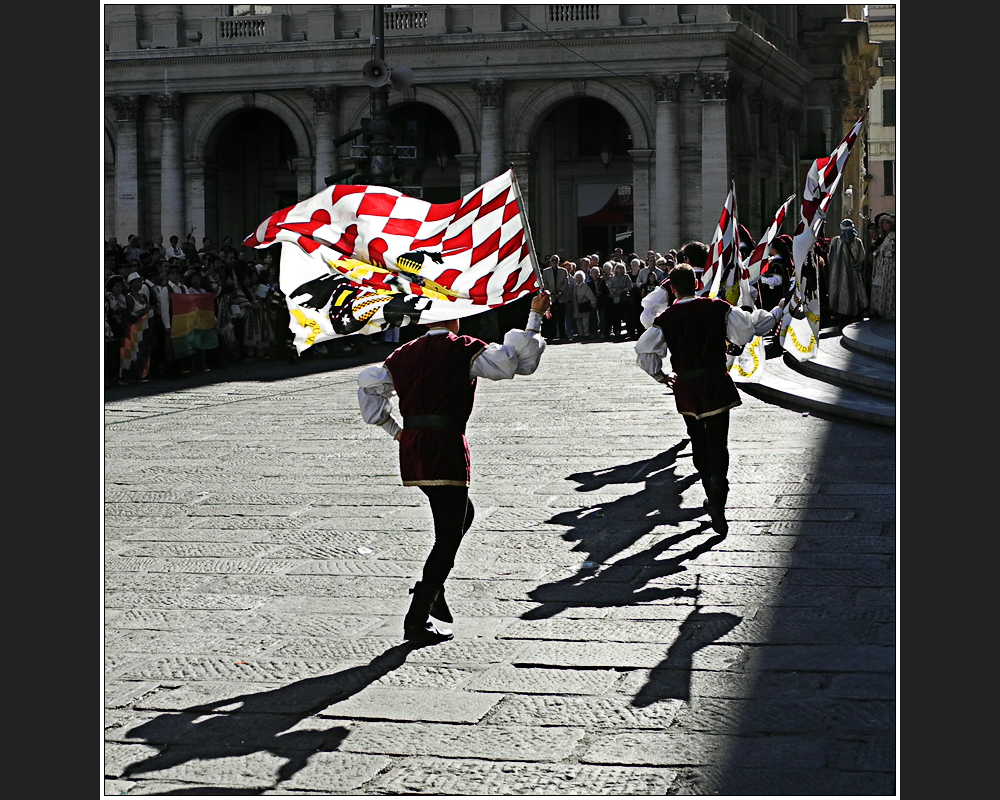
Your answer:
[635,265,783,534]
[358,291,551,643]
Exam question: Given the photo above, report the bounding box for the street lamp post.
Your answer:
[367,5,395,187]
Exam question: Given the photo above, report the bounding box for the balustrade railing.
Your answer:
[547,5,600,23]
[219,16,268,40]
[385,7,429,30]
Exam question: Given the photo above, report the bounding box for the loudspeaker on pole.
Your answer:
[389,65,413,91]
[361,59,389,87]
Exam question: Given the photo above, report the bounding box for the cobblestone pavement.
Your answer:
[104,338,896,796]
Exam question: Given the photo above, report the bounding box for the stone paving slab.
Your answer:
[498,618,685,645]
[464,666,621,695]
[319,687,501,723]
[339,721,587,761]
[365,756,680,795]
[484,693,684,729]
[582,730,828,768]
[513,640,673,668]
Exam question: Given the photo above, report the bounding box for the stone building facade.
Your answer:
[865,3,895,222]
[104,4,879,258]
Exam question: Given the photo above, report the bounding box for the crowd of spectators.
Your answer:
[104,232,292,388]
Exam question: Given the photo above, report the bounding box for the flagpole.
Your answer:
[509,164,546,293]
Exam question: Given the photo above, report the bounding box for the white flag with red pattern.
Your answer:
[700,182,740,300]
[244,169,540,353]
[780,114,866,362]
[745,195,795,286]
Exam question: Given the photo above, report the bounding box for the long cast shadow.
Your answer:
[120,643,422,791]
[632,586,743,706]
[522,440,722,620]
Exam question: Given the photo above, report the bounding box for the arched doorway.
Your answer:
[386,102,462,203]
[532,97,634,260]
[207,109,298,254]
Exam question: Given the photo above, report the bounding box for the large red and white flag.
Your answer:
[745,195,795,286]
[245,169,541,353]
[701,182,740,301]
[780,114,866,361]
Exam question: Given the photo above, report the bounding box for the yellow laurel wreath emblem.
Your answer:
[733,338,761,377]
[788,325,816,353]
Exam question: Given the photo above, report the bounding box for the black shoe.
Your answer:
[703,475,729,534]
[703,498,728,534]
[403,620,454,643]
[410,581,453,623]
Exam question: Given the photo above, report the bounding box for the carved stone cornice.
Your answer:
[698,73,729,101]
[650,74,680,103]
[156,93,183,120]
[473,79,505,108]
[307,86,338,114]
[110,95,142,122]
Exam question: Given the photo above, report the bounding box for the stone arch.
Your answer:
[345,88,478,155]
[188,92,312,164]
[509,80,651,153]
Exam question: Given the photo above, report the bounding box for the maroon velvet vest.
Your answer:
[385,331,487,486]
[653,297,741,418]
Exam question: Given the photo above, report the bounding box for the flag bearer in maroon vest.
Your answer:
[634,264,784,534]
[358,291,552,643]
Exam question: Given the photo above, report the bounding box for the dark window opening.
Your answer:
[882,90,896,127]
[883,160,894,196]
[804,109,826,159]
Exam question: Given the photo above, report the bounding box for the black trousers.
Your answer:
[418,486,475,590]
[683,410,730,484]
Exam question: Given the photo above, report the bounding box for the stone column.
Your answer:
[110,95,143,241]
[455,153,479,197]
[473,79,505,184]
[506,151,536,250]
[293,157,314,201]
[628,149,653,254]
[651,75,681,251]
[308,87,338,193]
[699,73,730,241]
[184,160,206,246]
[156,93,185,242]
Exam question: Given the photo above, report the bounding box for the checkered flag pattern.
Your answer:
[244,169,540,353]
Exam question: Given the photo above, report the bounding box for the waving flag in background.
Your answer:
[780,114,866,362]
[170,294,218,359]
[245,169,541,354]
[700,182,740,302]
[745,195,795,286]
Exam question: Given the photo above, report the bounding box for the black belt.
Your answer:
[403,414,467,434]
[674,365,725,382]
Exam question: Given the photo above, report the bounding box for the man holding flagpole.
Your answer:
[245,167,553,642]
[635,264,783,534]
[358,290,551,643]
